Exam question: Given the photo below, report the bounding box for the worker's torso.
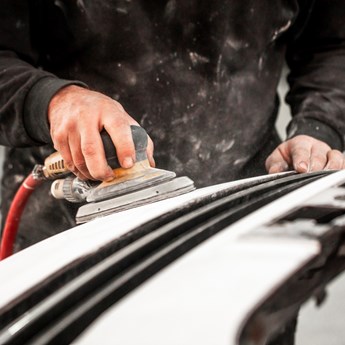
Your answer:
[2,0,313,249]
[27,0,308,184]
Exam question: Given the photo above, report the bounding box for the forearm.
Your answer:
[286,53,345,150]
[0,50,86,147]
[286,0,345,151]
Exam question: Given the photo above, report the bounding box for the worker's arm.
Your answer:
[0,1,83,145]
[0,50,85,146]
[0,1,153,181]
[266,0,345,173]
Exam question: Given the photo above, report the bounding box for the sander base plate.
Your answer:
[76,176,195,224]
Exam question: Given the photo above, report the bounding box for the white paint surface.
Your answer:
[73,236,319,345]
[0,174,289,310]
[1,171,345,344]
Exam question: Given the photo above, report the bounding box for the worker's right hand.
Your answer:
[48,85,155,181]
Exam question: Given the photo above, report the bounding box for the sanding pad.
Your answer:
[87,168,177,202]
[76,176,195,223]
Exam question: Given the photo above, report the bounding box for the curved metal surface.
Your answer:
[0,171,344,345]
[71,170,345,345]
[2,175,321,344]
[0,172,301,323]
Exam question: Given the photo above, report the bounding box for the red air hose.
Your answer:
[0,173,44,260]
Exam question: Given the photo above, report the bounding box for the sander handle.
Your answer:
[102,125,148,169]
[43,125,148,178]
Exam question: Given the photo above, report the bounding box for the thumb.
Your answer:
[265,144,290,174]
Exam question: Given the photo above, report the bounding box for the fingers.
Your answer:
[66,131,91,180]
[265,146,290,174]
[104,120,136,169]
[266,135,345,175]
[49,128,88,180]
[53,136,75,175]
[309,145,328,171]
[290,140,312,173]
[290,136,331,172]
[79,126,115,181]
[325,150,345,170]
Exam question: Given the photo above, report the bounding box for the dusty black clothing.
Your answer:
[1,0,345,248]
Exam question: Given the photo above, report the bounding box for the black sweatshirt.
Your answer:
[1,0,345,247]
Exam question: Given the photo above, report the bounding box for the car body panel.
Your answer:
[1,171,345,344]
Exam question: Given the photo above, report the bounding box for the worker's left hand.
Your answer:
[265,135,345,174]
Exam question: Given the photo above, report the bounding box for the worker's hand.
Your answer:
[265,135,345,174]
[48,85,155,181]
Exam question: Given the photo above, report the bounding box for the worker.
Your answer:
[1,0,345,250]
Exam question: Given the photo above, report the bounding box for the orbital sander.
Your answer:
[43,126,194,223]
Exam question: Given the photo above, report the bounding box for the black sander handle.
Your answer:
[101,125,148,169]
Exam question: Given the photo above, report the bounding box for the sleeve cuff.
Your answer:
[287,117,344,151]
[23,77,88,144]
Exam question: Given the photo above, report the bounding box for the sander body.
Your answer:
[43,126,194,223]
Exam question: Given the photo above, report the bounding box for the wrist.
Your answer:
[24,77,88,144]
[48,85,87,125]
[287,117,343,151]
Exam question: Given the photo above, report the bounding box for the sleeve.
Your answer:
[0,1,86,147]
[285,0,345,151]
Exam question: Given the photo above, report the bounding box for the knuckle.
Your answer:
[64,161,75,172]
[74,160,87,171]
[331,150,344,158]
[312,153,327,162]
[265,156,272,167]
[81,142,98,157]
[108,99,126,113]
[104,107,135,126]
[103,100,122,114]
[115,102,125,113]
[53,131,65,144]
[106,117,128,130]
[265,153,274,164]
[276,142,285,150]
[291,147,307,156]
[53,143,60,152]
[265,151,274,160]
